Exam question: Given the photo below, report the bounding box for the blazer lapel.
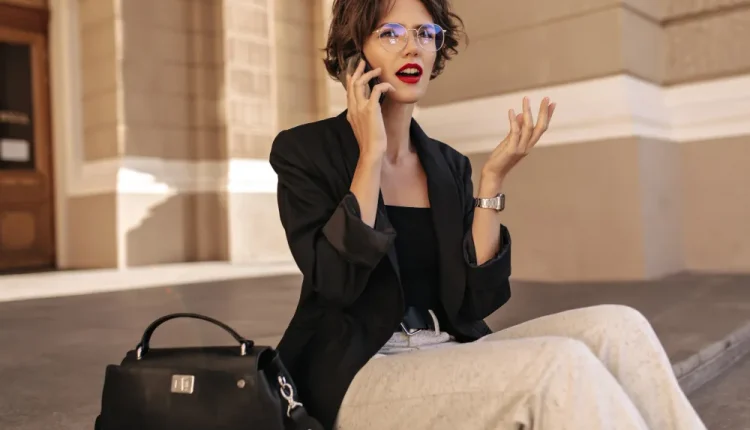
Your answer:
[410,120,466,320]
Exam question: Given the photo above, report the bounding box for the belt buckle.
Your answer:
[400,322,423,337]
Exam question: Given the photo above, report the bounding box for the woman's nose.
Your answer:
[402,30,421,56]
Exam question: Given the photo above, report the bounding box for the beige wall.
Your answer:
[427,0,750,105]
[663,0,750,19]
[66,194,118,268]
[79,0,119,160]
[467,138,685,281]
[682,136,750,272]
[222,0,294,264]
[422,0,750,279]
[665,3,750,84]
[274,0,319,132]
[464,132,750,281]
[118,0,224,161]
[423,1,664,106]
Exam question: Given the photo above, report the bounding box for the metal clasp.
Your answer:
[171,375,195,394]
[278,376,303,417]
[399,322,423,336]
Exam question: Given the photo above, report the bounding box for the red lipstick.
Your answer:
[396,63,423,84]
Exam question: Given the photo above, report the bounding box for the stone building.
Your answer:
[0,0,748,281]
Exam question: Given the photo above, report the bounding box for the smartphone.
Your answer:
[340,53,386,104]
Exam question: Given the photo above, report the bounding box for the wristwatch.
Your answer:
[474,193,505,212]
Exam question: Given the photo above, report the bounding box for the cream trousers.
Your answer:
[335,305,706,430]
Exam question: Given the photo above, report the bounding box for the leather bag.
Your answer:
[94,313,322,430]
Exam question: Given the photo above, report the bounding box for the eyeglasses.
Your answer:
[372,23,445,53]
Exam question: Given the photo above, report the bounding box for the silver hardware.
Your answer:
[278,375,303,417]
[427,309,441,335]
[400,322,423,336]
[171,375,195,394]
[240,342,247,356]
[237,379,246,388]
[474,193,505,212]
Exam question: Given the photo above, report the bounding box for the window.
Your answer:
[0,41,35,171]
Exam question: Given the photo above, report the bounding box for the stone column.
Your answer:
[314,0,347,118]
[55,0,352,269]
[220,0,291,263]
[53,0,121,268]
[57,0,232,268]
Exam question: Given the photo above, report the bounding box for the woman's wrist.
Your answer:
[477,171,504,197]
[359,148,386,165]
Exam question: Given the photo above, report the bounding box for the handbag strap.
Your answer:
[266,353,324,430]
[136,313,254,359]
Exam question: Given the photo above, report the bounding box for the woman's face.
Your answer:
[362,0,440,105]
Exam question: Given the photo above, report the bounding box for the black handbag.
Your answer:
[94,313,323,430]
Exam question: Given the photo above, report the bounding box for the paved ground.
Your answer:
[0,271,748,429]
[691,352,750,429]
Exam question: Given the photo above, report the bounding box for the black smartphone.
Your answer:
[340,53,386,105]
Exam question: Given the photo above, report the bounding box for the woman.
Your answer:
[269,0,706,429]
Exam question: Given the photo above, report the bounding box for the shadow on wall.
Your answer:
[124,192,229,266]
[121,175,291,267]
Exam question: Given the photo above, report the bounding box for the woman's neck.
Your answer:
[381,99,415,163]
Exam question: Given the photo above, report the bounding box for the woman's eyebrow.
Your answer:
[376,21,432,29]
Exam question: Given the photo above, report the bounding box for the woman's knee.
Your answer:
[541,337,598,364]
[535,337,609,382]
[584,304,653,335]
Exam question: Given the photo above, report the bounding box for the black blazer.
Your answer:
[268,111,512,429]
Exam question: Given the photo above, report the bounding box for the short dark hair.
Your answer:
[323,0,466,81]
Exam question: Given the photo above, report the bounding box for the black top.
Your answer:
[269,111,513,429]
[385,205,442,323]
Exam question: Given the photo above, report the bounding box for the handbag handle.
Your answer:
[135,313,254,360]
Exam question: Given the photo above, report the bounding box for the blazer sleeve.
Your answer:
[269,130,396,308]
[458,156,512,320]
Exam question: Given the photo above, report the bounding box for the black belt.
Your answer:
[396,307,434,336]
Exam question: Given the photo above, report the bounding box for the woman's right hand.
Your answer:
[345,60,395,158]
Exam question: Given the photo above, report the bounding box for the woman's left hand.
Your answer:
[481,97,556,184]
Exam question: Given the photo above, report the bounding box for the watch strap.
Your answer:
[474,193,505,211]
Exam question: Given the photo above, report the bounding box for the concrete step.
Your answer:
[690,352,750,429]
[0,271,748,428]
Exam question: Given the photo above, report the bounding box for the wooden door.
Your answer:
[0,4,54,272]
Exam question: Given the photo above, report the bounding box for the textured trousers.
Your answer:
[334,305,706,430]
